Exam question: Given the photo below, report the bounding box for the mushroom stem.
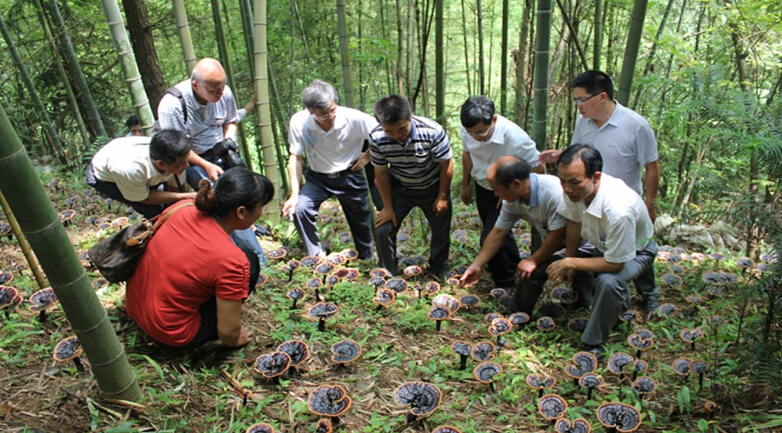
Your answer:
[586,386,593,400]
[290,299,298,310]
[698,372,704,388]
[406,413,417,426]
[632,370,639,381]
[288,269,294,282]
[315,288,321,302]
[635,350,641,359]
[73,357,85,373]
[332,416,340,426]
[318,318,325,332]
[436,321,442,332]
[376,304,383,312]
[489,382,495,392]
[459,355,467,370]
[691,342,696,351]
[38,309,48,323]
[538,389,544,398]
[243,391,250,406]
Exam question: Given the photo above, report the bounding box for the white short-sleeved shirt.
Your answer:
[461,115,539,190]
[288,106,377,174]
[495,174,567,238]
[557,174,654,263]
[157,80,238,155]
[571,103,658,195]
[91,137,184,202]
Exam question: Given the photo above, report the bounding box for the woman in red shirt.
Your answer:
[126,168,274,349]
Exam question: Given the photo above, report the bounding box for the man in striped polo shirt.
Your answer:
[369,95,454,279]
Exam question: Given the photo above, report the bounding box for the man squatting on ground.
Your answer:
[283,80,377,259]
[547,144,658,358]
[369,95,453,279]
[459,96,542,290]
[156,57,266,265]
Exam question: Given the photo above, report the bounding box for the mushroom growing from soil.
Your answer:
[301,255,323,269]
[284,260,301,282]
[632,360,648,381]
[472,341,496,362]
[526,373,557,398]
[484,312,504,324]
[307,277,324,302]
[710,382,728,399]
[473,362,502,391]
[325,253,346,267]
[489,288,507,300]
[680,327,704,351]
[341,248,359,261]
[451,341,472,370]
[58,209,76,227]
[632,376,656,398]
[344,268,360,282]
[285,288,305,310]
[315,262,335,283]
[536,316,556,332]
[657,303,679,317]
[596,402,642,433]
[53,336,84,372]
[627,333,654,359]
[253,352,291,382]
[432,294,461,312]
[672,358,692,379]
[30,288,58,322]
[565,351,599,385]
[689,360,709,387]
[315,418,333,433]
[308,385,352,425]
[432,426,462,433]
[508,312,531,330]
[0,272,13,284]
[403,265,422,278]
[0,285,19,319]
[373,288,397,311]
[567,317,590,333]
[428,306,453,332]
[369,268,389,279]
[445,277,460,287]
[386,278,409,294]
[660,273,683,287]
[245,423,276,433]
[619,310,637,324]
[423,281,441,297]
[489,318,512,346]
[266,248,287,260]
[555,418,592,433]
[607,353,635,381]
[394,381,442,424]
[538,394,567,421]
[308,303,339,332]
[331,339,362,365]
[579,373,603,400]
[276,340,309,374]
[703,401,719,419]
[459,294,481,311]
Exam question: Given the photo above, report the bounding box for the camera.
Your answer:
[217,138,246,170]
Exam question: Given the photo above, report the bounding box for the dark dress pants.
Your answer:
[475,183,521,288]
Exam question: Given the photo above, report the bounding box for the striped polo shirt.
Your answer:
[368,115,452,189]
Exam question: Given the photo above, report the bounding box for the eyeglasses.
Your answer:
[573,92,601,106]
[313,106,338,122]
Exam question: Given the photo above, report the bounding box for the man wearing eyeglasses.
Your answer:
[283,80,377,259]
[539,70,660,313]
[369,94,453,280]
[459,96,542,290]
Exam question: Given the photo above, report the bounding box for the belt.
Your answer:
[314,168,352,179]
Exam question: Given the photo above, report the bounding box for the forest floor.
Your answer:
[0,173,780,433]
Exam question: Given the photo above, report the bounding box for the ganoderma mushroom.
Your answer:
[472,341,495,362]
[309,303,338,332]
[373,288,397,311]
[672,358,691,379]
[710,382,728,399]
[565,351,598,385]
[266,248,287,260]
[428,306,453,332]
[331,339,362,365]
[315,262,335,283]
[489,318,512,346]
[473,362,502,391]
[632,376,656,398]
[459,294,481,311]
[386,278,409,294]
[627,333,654,359]
[537,316,556,332]
[451,341,472,370]
[283,259,301,282]
[0,285,19,319]
[446,277,460,287]
[307,277,324,302]
[703,401,719,419]
[579,373,603,400]
[0,271,13,284]
[53,336,84,372]
[325,253,346,267]
[432,294,461,313]
[619,310,637,324]
[394,382,442,424]
[432,426,462,433]
[632,360,648,381]
[538,394,567,421]
[555,418,592,433]
[680,327,704,351]
[489,288,507,300]
[30,288,58,322]
[660,273,683,287]
[255,273,268,288]
[403,265,422,278]
[253,352,291,382]
[689,360,709,387]
[369,268,389,279]
[315,418,333,433]
[301,255,323,269]
[344,268,360,281]
[341,248,359,261]
[607,353,635,381]
[567,317,589,333]
[245,423,276,433]
[285,288,305,310]
[308,385,352,425]
[526,373,556,398]
[276,340,309,374]
[423,281,441,297]
[658,303,678,317]
[508,312,531,330]
[484,312,504,324]
[596,402,642,433]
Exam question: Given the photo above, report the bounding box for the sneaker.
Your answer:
[583,343,605,363]
[642,296,660,314]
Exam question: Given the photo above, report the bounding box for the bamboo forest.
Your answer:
[0,0,781,431]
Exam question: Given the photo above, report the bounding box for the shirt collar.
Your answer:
[584,178,607,218]
[305,106,348,133]
[528,173,540,207]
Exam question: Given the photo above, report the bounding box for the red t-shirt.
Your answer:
[126,201,250,346]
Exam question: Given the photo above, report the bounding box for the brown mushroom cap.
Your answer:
[325,253,346,267]
[332,268,351,280]
[484,312,504,324]
[566,351,599,378]
[619,310,638,323]
[315,263,336,275]
[635,329,654,340]
[276,341,310,367]
[432,294,461,313]
[607,353,635,375]
[579,373,603,388]
[428,306,453,321]
[672,358,692,376]
[309,303,339,321]
[526,373,556,390]
[423,281,441,295]
[489,288,507,299]
[254,352,291,378]
[0,285,19,310]
[30,288,58,311]
[661,273,683,287]
[53,336,82,362]
[451,341,472,357]
[315,418,334,433]
[632,377,656,395]
[555,418,592,433]
[286,288,305,301]
[0,272,13,284]
[680,328,704,343]
[567,317,589,333]
[403,265,422,277]
[301,255,323,268]
[266,248,287,260]
[432,426,462,433]
[689,360,709,374]
[473,362,502,384]
[472,342,496,362]
[307,277,323,289]
[596,402,642,432]
[344,268,360,281]
[386,278,409,293]
[536,316,556,332]
[341,248,359,261]
[373,288,397,306]
[538,394,567,420]
[308,385,352,418]
[459,294,481,309]
[489,318,512,336]
[627,334,654,351]
[508,312,531,326]
[394,382,442,416]
[633,360,648,374]
[255,273,268,287]
[369,268,389,279]
[331,339,363,364]
[246,423,276,433]
[658,303,679,317]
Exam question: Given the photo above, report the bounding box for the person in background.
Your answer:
[369,94,453,279]
[86,129,194,219]
[126,168,274,349]
[460,95,542,290]
[125,114,143,137]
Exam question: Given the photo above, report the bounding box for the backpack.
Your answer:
[151,86,188,134]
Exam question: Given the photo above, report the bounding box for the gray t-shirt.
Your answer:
[495,174,567,238]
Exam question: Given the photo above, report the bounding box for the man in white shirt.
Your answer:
[460,96,541,289]
[548,144,658,359]
[283,80,376,259]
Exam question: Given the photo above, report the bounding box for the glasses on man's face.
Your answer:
[313,106,338,122]
[573,92,601,106]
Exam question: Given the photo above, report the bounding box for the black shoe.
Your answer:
[642,296,660,314]
[583,343,605,363]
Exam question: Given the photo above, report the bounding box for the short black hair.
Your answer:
[196,168,275,220]
[492,156,531,188]
[149,129,191,164]
[125,114,140,128]
[558,143,603,178]
[460,96,494,128]
[570,70,615,101]
[373,94,412,126]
